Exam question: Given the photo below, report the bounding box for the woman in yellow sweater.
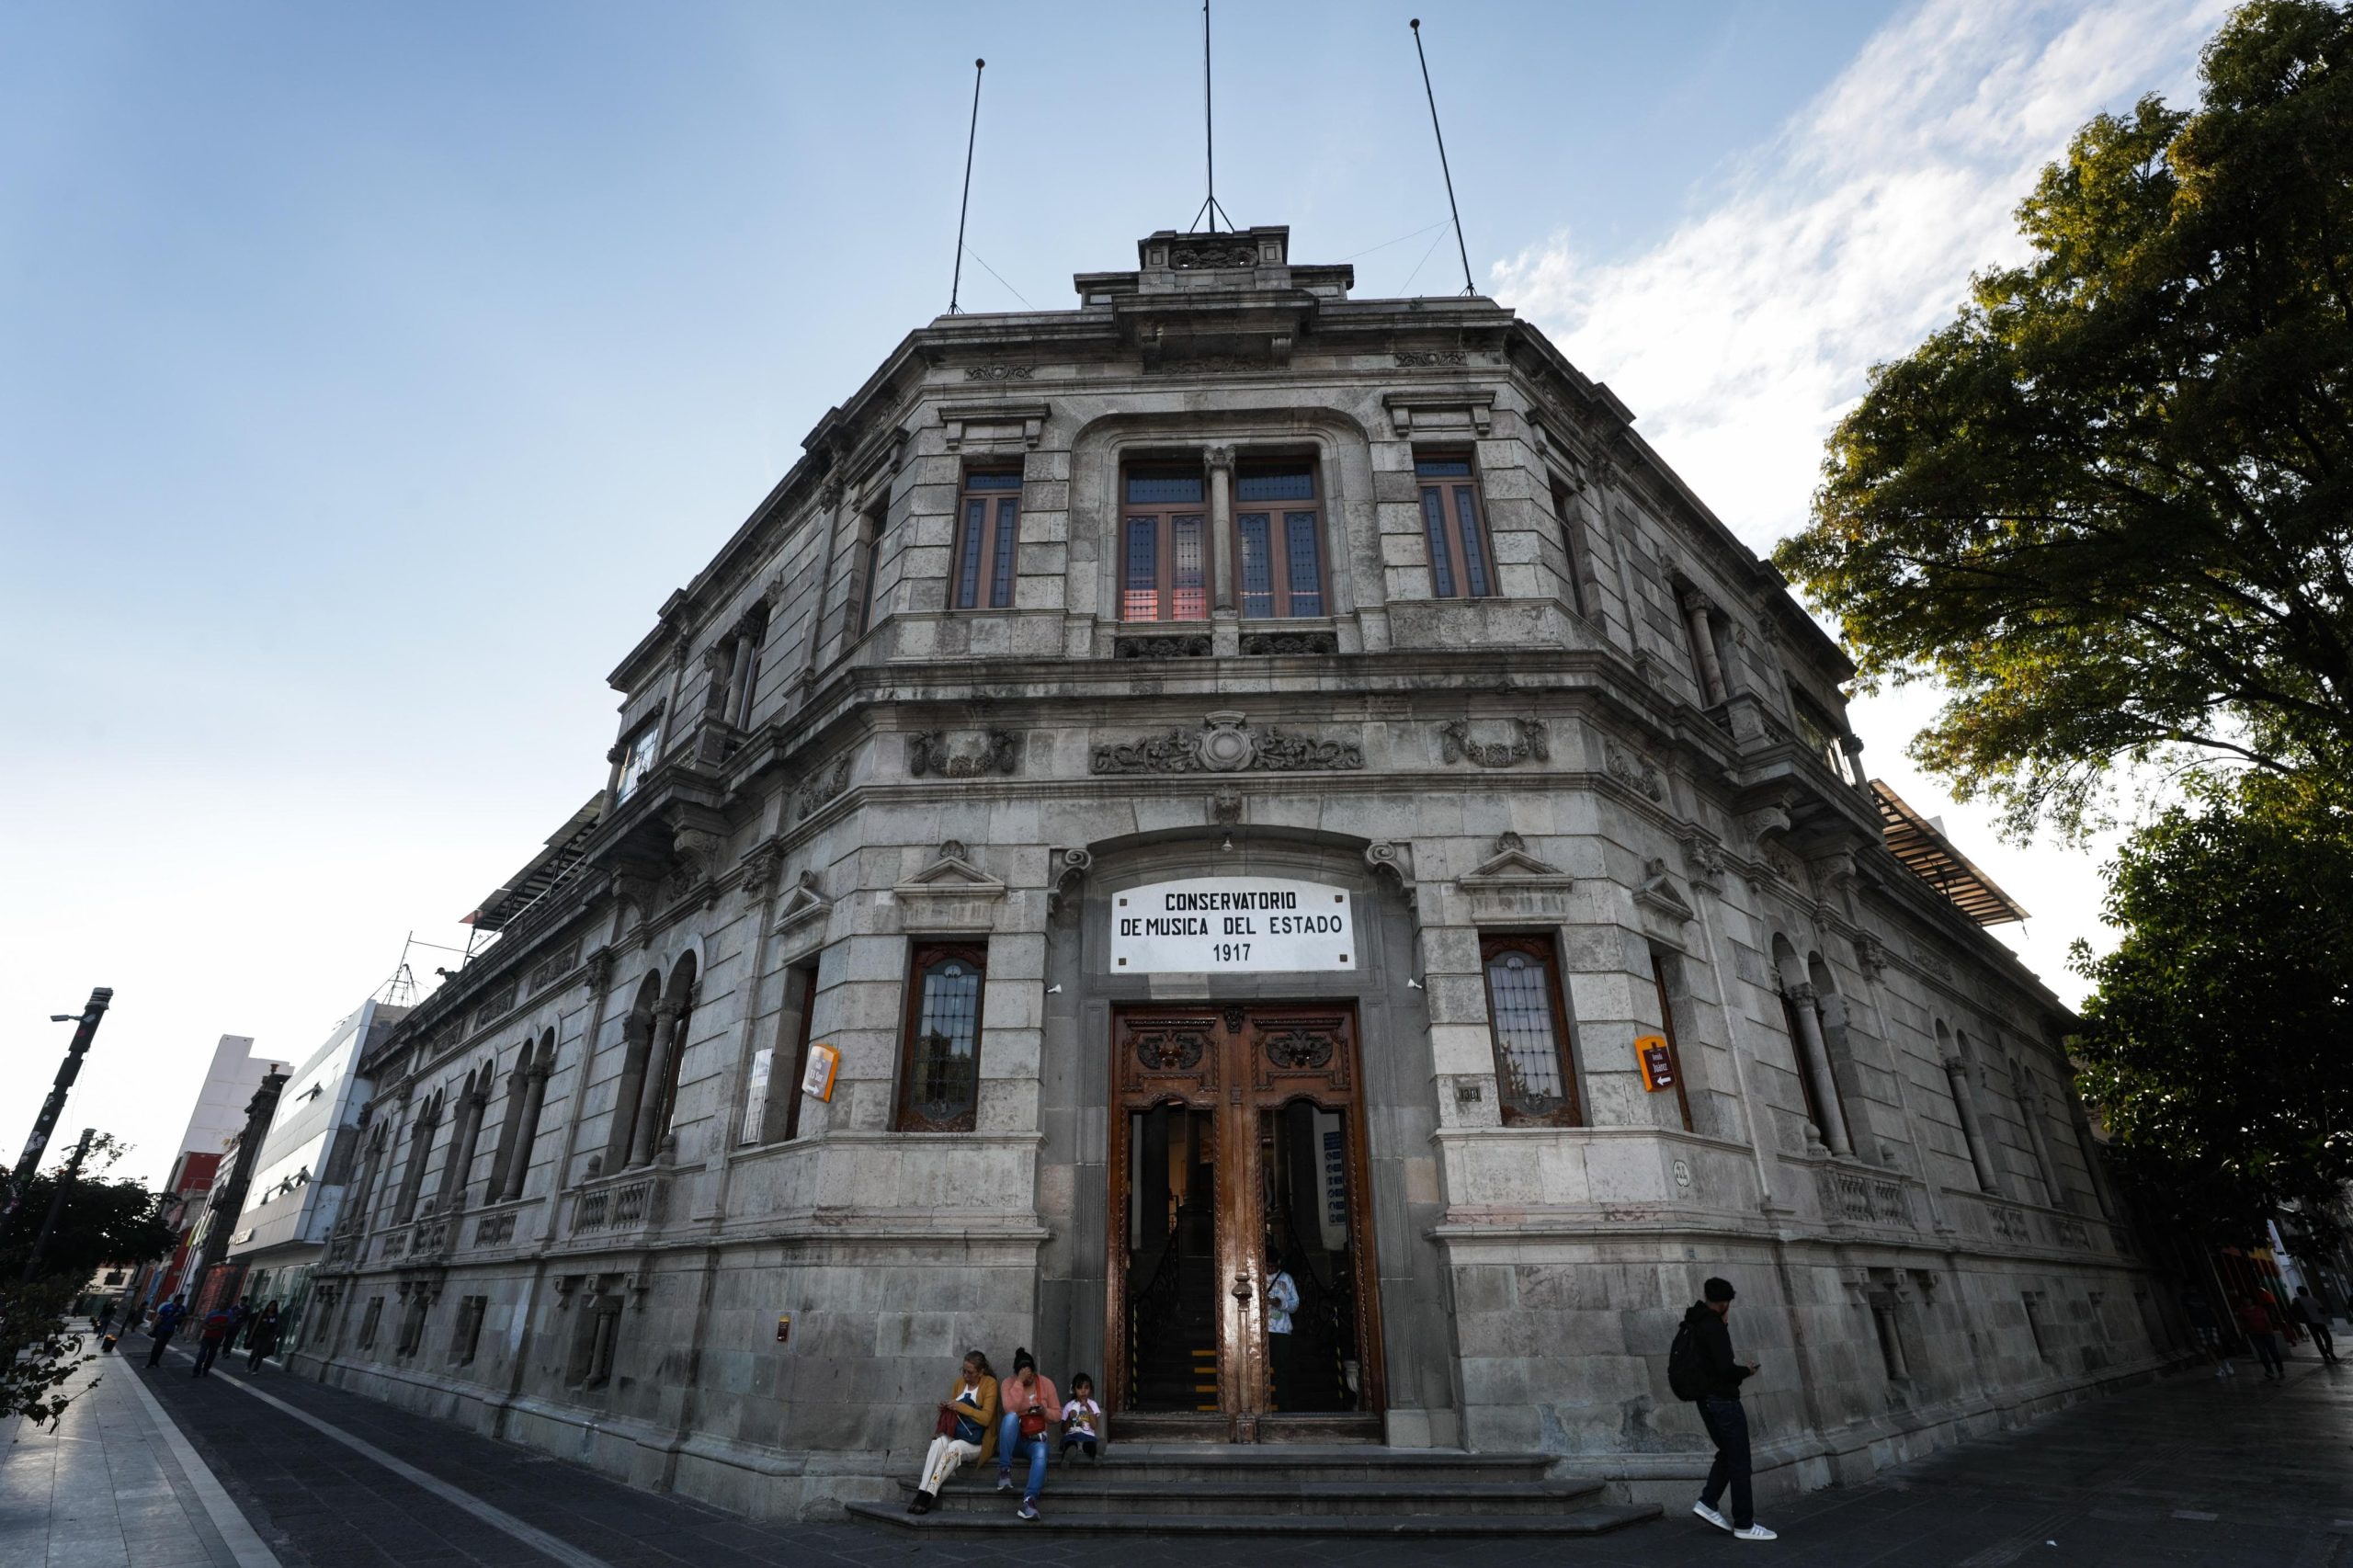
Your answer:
[909,1350,998,1514]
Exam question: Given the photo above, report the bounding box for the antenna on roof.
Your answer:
[949,58,985,315]
[1408,18,1476,295]
[1188,1,1234,233]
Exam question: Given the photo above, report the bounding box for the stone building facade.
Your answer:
[300,227,2167,1518]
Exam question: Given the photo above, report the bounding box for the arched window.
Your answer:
[896,943,987,1131]
[1479,933,1581,1125]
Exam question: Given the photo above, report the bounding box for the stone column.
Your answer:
[608,1011,654,1169]
[1680,588,1729,706]
[629,999,687,1168]
[439,1088,484,1213]
[500,1062,551,1201]
[1783,983,1852,1155]
[1945,1056,1999,1193]
[2012,1060,2069,1210]
[724,634,756,723]
[1206,444,1235,614]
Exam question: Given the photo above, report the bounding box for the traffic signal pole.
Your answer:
[0,987,113,1244]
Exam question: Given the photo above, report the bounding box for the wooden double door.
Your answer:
[1107,1003,1383,1441]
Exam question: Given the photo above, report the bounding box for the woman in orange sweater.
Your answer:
[909,1350,998,1514]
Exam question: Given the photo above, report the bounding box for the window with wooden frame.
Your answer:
[952,469,1023,610]
[614,718,662,804]
[1648,949,1696,1132]
[1233,459,1326,619]
[1550,479,1586,616]
[1120,463,1209,622]
[1479,933,1582,1125]
[895,942,988,1132]
[780,965,820,1142]
[849,507,885,638]
[1415,452,1495,599]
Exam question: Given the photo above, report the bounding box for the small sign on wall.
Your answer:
[776,1312,791,1345]
[1635,1034,1677,1093]
[801,1043,841,1103]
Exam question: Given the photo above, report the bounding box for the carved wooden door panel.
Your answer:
[1108,1004,1381,1441]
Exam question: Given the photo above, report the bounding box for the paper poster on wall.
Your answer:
[1110,878,1355,973]
[801,1042,841,1103]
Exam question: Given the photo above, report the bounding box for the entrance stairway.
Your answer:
[846,1444,1662,1537]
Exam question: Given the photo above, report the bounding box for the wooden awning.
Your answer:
[1870,781,2029,926]
[461,797,604,931]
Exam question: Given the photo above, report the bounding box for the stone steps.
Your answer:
[845,1444,1661,1538]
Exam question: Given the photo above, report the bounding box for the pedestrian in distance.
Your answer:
[2182,1287,2234,1378]
[145,1294,188,1368]
[2234,1295,2286,1381]
[93,1300,115,1336]
[190,1306,233,1378]
[994,1347,1060,1520]
[907,1349,997,1516]
[226,1295,252,1350]
[244,1302,283,1371]
[2291,1287,2337,1365]
[1670,1276,1777,1542]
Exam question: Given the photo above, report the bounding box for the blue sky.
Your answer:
[0,1,2223,1186]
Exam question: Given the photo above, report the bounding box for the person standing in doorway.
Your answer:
[2291,1287,2337,1365]
[144,1294,187,1368]
[1684,1277,1777,1542]
[1264,1243,1301,1412]
[190,1306,233,1378]
[2235,1295,2286,1381]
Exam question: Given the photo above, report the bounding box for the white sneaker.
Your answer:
[1733,1523,1778,1540]
[1693,1501,1732,1532]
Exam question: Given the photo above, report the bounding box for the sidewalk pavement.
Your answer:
[7,1329,2353,1568]
[1,1346,279,1568]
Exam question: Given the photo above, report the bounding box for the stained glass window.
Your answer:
[1480,934,1581,1125]
[1416,454,1495,600]
[1120,464,1210,623]
[899,944,987,1131]
[954,470,1023,609]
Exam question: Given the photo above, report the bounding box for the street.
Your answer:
[4,1341,2349,1568]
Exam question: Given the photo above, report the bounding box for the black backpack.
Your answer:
[1667,1319,1703,1401]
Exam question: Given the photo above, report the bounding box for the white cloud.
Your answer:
[1493,0,2222,550]
[1491,0,2222,1005]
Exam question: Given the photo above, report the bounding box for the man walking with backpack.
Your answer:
[1672,1277,1777,1541]
[144,1293,188,1369]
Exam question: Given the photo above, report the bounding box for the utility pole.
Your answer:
[20,1128,95,1284]
[0,987,113,1244]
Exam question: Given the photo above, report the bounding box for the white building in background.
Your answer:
[223,1001,404,1348]
[177,1033,288,1162]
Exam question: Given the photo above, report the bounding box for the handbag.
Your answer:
[934,1407,960,1438]
[1017,1407,1050,1441]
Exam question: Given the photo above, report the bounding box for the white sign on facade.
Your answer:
[1110,878,1355,973]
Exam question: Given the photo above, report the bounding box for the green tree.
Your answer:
[1776,0,2353,836]
[0,1138,174,1286]
[0,1136,173,1426]
[2070,786,2353,1231]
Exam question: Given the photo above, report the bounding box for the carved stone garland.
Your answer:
[1438,718,1549,768]
[1091,712,1362,776]
[907,729,1019,779]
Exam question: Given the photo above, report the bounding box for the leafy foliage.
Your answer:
[0,1279,96,1427]
[1776,0,2353,836]
[2071,784,2353,1231]
[0,1135,173,1287]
